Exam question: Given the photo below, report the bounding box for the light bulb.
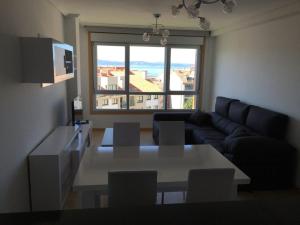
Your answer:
[222,0,237,14]
[143,32,150,42]
[160,37,167,46]
[199,17,210,31]
[162,29,170,38]
[171,5,180,16]
[187,5,199,18]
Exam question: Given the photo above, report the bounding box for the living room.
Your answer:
[0,0,300,224]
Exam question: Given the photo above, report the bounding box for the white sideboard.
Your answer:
[29,124,91,211]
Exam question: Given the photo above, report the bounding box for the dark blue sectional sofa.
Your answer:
[153,96,296,189]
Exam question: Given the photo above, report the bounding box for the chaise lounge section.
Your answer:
[153,96,296,189]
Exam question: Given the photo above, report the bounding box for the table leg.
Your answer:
[161,192,164,204]
[232,184,238,199]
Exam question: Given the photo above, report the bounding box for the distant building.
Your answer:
[96,66,194,109]
[168,69,195,109]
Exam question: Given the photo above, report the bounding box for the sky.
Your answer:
[97,45,197,64]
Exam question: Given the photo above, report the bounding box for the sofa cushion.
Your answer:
[228,102,250,124]
[153,112,191,121]
[192,126,226,143]
[185,122,202,131]
[215,96,239,118]
[225,127,253,141]
[188,111,211,126]
[203,140,225,153]
[223,127,254,153]
[246,106,289,139]
[211,113,242,135]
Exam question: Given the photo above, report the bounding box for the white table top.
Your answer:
[73,144,250,192]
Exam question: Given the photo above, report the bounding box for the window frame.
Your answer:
[92,42,201,112]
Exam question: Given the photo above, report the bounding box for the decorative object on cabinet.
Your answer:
[20,37,74,87]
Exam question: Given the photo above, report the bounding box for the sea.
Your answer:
[98,60,193,77]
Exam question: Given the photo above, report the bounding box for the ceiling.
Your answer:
[49,0,296,31]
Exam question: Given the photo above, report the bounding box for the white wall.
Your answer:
[210,14,300,185]
[0,0,67,213]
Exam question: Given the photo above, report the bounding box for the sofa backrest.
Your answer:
[228,101,250,124]
[211,113,243,135]
[245,106,289,139]
[214,96,289,139]
[215,97,239,118]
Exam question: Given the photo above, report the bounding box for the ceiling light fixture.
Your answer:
[143,14,170,46]
[171,0,237,30]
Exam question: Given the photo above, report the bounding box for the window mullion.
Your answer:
[125,44,130,110]
[93,43,98,92]
[165,46,171,110]
[195,48,201,93]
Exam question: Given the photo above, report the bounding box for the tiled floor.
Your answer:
[64,129,300,209]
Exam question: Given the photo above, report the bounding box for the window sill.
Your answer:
[90,109,196,115]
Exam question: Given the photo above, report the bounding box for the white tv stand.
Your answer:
[29,124,91,211]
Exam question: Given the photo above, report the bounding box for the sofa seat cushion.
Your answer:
[211,112,243,135]
[192,126,226,143]
[228,101,250,124]
[185,122,202,131]
[225,127,254,141]
[203,139,226,153]
[188,111,211,126]
[223,153,234,162]
[246,106,289,139]
[223,127,255,153]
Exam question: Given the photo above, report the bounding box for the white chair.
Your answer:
[158,121,185,145]
[108,171,157,207]
[113,122,140,147]
[158,121,185,204]
[186,168,235,203]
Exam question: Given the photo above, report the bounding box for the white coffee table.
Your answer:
[73,144,250,208]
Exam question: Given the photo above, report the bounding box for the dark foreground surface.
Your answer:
[1,198,300,225]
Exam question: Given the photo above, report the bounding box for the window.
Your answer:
[167,95,196,110]
[96,95,127,110]
[169,48,197,91]
[108,84,118,90]
[102,99,108,106]
[129,46,164,93]
[93,44,200,111]
[129,95,164,110]
[96,45,125,91]
[137,96,143,103]
[112,98,118,105]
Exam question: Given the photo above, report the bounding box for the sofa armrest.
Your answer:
[227,136,296,165]
[153,112,192,122]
